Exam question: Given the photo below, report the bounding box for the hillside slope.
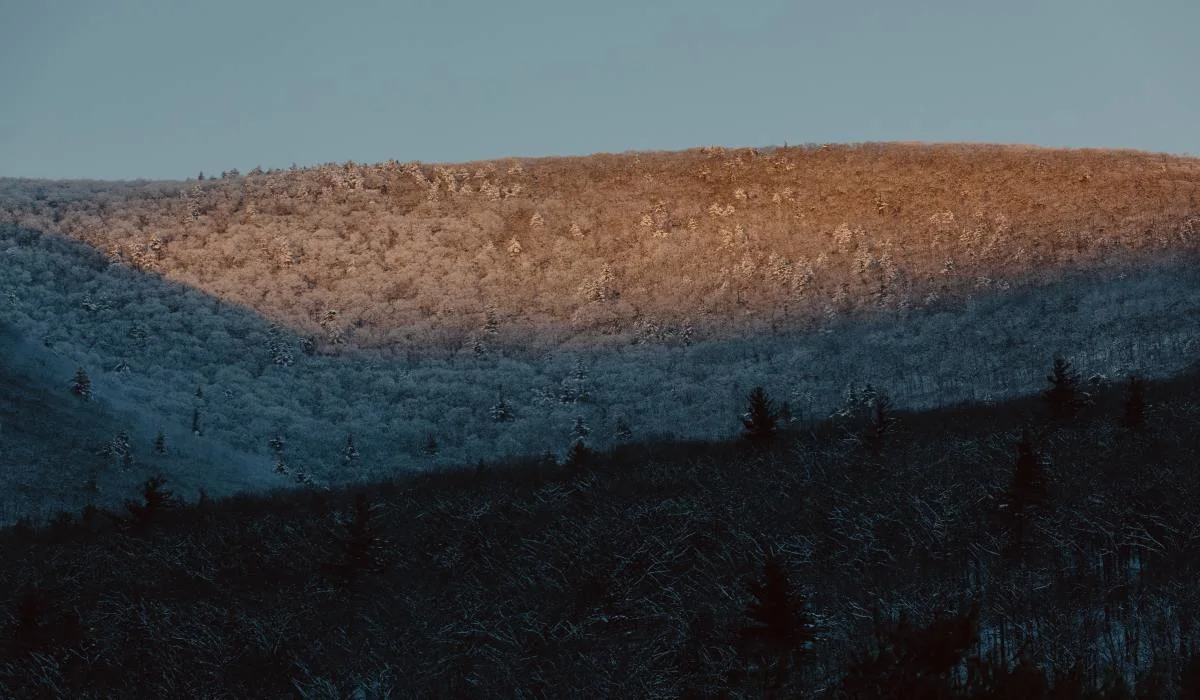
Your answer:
[3,143,1198,352]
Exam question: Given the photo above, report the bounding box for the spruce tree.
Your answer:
[489,394,515,422]
[1121,374,1147,431]
[862,391,895,454]
[71,368,91,401]
[614,417,633,442]
[1044,357,1084,419]
[319,492,388,584]
[114,474,182,529]
[737,551,818,693]
[742,387,779,446]
[342,434,360,467]
[153,429,166,455]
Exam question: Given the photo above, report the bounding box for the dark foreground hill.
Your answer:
[3,360,1199,698]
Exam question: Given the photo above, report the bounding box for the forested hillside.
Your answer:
[3,143,1200,528]
[3,143,1198,351]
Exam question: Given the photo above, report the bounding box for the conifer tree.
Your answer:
[319,492,388,584]
[1121,374,1147,431]
[1044,357,1084,419]
[342,434,360,467]
[489,394,515,422]
[565,439,593,468]
[614,417,633,442]
[737,551,818,693]
[423,434,439,456]
[742,387,779,445]
[862,391,896,454]
[71,368,91,401]
[192,407,202,437]
[113,474,182,529]
[153,429,166,455]
[1011,427,1043,503]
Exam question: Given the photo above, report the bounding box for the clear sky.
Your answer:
[2,0,1197,181]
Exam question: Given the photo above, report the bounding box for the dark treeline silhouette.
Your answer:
[3,357,1200,697]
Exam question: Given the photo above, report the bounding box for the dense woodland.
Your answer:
[3,143,1200,697]
[3,360,1200,697]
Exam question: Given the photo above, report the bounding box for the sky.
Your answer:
[1,0,1198,181]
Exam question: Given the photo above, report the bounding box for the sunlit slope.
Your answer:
[3,143,1198,352]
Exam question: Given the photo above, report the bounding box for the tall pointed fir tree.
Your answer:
[153,429,166,455]
[342,434,360,468]
[566,416,593,467]
[1044,357,1084,419]
[71,368,92,401]
[737,551,818,694]
[742,387,779,446]
[1121,374,1147,431]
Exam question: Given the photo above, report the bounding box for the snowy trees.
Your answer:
[489,394,515,423]
[342,434,360,468]
[71,368,91,401]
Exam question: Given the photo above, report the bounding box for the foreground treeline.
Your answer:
[3,360,1200,698]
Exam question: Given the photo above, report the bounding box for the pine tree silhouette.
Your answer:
[71,368,91,400]
[742,387,779,446]
[838,601,979,699]
[1121,374,1147,431]
[342,434,360,467]
[319,492,388,584]
[737,551,817,694]
[862,391,895,454]
[565,439,593,468]
[1044,357,1085,419]
[110,474,183,530]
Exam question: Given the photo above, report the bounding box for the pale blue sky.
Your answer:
[2,0,1197,181]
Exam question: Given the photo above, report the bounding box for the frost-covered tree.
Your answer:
[267,324,294,366]
[560,359,591,403]
[489,394,515,422]
[342,434,360,467]
[71,368,91,401]
[484,304,500,338]
[112,430,133,471]
[614,417,633,442]
[571,416,590,441]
